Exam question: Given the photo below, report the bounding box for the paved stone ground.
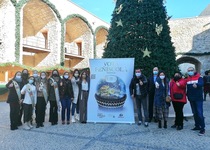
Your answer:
[0,98,210,150]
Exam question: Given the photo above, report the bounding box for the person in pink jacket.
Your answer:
[170,72,187,130]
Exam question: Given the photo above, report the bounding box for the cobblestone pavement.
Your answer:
[0,98,209,150]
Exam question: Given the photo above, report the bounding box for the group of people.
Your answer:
[6,66,207,136]
[6,69,89,131]
[129,67,206,136]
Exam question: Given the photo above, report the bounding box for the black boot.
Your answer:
[158,120,162,128]
[164,121,167,129]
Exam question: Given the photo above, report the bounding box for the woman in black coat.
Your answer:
[6,71,23,130]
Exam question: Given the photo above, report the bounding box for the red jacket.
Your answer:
[170,78,187,103]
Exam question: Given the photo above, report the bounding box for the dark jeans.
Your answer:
[190,100,205,130]
[136,95,149,122]
[49,101,58,123]
[23,103,32,123]
[72,102,79,116]
[9,101,20,128]
[35,97,46,124]
[18,103,23,124]
[172,101,185,126]
[61,96,71,121]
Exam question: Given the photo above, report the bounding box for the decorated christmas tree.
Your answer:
[103,0,177,77]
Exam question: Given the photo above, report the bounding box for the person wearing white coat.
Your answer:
[71,69,80,122]
[21,76,37,130]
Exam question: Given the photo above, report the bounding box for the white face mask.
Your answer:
[29,79,34,84]
[74,73,79,77]
[64,75,69,79]
[41,75,46,79]
[135,73,141,77]
[33,74,38,78]
[160,75,165,79]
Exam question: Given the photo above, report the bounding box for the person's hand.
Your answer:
[51,82,54,86]
[19,99,23,104]
[60,82,63,86]
[139,80,143,85]
[193,83,197,88]
[131,94,135,99]
[9,83,13,88]
[176,82,180,87]
[155,82,159,88]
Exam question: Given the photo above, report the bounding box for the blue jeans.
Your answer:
[72,102,79,116]
[61,96,71,121]
[190,100,205,130]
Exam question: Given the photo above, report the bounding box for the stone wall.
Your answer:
[0,0,16,62]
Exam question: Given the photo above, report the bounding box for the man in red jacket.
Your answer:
[186,67,205,136]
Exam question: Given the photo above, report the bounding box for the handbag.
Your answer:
[165,96,171,103]
[173,93,183,100]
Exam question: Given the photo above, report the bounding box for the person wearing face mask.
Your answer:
[129,69,149,127]
[186,67,205,136]
[48,69,62,125]
[78,70,90,123]
[71,69,80,122]
[18,69,29,126]
[21,76,37,130]
[35,72,48,128]
[170,72,187,130]
[154,71,170,129]
[59,72,74,124]
[33,70,40,86]
[147,67,159,122]
[6,71,24,130]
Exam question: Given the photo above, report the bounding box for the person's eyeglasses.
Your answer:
[188,70,193,72]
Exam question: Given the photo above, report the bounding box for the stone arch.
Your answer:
[94,26,108,58]
[177,56,202,73]
[14,0,62,63]
[20,0,63,67]
[63,14,94,68]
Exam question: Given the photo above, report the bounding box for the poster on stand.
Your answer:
[87,58,135,123]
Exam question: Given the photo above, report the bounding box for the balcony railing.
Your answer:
[23,37,49,49]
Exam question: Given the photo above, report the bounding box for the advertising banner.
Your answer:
[87,58,135,123]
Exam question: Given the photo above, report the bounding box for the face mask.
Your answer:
[64,75,69,79]
[29,79,34,84]
[41,75,46,79]
[82,74,86,78]
[174,76,181,81]
[22,73,28,79]
[188,71,194,76]
[33,74,38,78]
[153,71,158,75]
[135,73,141,77]
[53,74,58,77]
[15,76,22,82]
[74,73,79,77]
[160,75,165,79]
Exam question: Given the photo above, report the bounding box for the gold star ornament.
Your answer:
[141,48,151,58]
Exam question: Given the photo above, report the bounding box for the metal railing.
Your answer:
[23,36,49,49]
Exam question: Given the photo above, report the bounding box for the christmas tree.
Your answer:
[103,0,177,77]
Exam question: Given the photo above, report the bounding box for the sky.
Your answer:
[70,0,210,23]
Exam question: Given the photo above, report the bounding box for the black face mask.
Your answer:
[53,74,58,77]
[174,76,181,81]
[22,73,29,79]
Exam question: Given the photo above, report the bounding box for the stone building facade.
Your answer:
[0,0,210,80]
[0,0,109,72]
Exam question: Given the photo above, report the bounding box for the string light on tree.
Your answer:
[138,0,143,3]
[141,47,151,58]
[115,4,123,14]
[155,24,163,36]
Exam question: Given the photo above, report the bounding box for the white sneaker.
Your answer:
[27,122,33,129]
[71,116,76,123]
[75,114,80,121]
[24,123,30,130]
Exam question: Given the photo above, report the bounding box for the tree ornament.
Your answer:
[155,24,163,36]
[141,48,151,58]
[115,4,123,14]
[138,0,143,3]
[116,19,123,27]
